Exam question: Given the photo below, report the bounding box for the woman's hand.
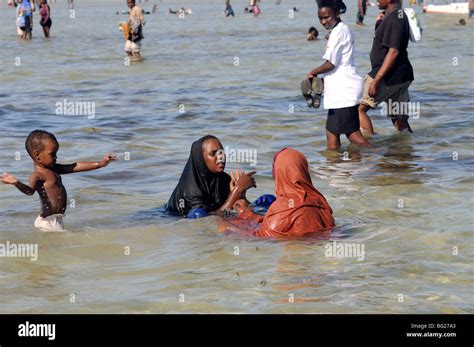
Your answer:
[99,154,117,168]
[368,77,380,97]
[234,170,256,193]
[230,170,256,193]
[229,170,237,192]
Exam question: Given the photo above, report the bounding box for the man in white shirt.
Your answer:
[307,0,371,149]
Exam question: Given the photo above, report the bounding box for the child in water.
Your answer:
[1,130,116,231]
[307,27,319,40]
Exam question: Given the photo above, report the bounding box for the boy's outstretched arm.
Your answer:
[54,154,117,174]
[2,172,40,196]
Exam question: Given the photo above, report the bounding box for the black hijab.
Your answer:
[167,135,231,216]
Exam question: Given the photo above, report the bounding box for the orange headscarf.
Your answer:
[256,148,335,238]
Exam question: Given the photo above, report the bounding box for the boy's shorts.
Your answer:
[34,214,65,232]
[124,40,141,53]
[326,105,360,135]
[361,75,412,116]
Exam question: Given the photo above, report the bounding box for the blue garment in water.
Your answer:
[251,194,276,214]
[253,194,276,208]
[187,208,209,219]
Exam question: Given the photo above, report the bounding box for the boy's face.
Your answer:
[127,0,135,9]
[318,8,338,30]
[202,138,225,174]
[34,139,59,169]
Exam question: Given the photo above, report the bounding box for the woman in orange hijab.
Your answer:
[219,148,335,238]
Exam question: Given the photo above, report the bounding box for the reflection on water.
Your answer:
[0,0,472,313]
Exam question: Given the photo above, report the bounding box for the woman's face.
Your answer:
[318,7,339,30]
[202,138,225,174]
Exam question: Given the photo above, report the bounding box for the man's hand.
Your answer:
[1,172,18,185]
[369,77,381,97]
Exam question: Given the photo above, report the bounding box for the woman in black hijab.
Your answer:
[166,135,256,218]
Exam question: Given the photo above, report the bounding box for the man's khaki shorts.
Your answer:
[361,75,411,112]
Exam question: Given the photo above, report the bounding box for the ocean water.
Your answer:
[0,0,472,313]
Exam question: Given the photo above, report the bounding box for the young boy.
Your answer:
[307,0,371,149]
[1,130,116,231]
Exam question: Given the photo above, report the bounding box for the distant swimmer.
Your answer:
[307,26,319,40]
[169,8,192,15]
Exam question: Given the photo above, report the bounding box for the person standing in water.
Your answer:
[39,0,52,38]
[358,0,414,135]
[224,0,235,17]
[306,0,371,149]
[125,0,145,60]
[17,0,35,40]
[250,0,261,16]
[356,0,367,25]
[14,0,25,38]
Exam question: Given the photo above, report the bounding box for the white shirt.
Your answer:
[322,22,363,110]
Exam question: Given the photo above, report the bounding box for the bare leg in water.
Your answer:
[347,130,372,148]
[326,130,341,150]
[326,129,372,149]
[358,103,375,135]
[391,115,413,132]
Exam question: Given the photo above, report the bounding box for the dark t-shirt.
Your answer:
[369,9,414,85]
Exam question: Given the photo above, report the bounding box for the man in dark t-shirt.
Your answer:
[358,0,415,135]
